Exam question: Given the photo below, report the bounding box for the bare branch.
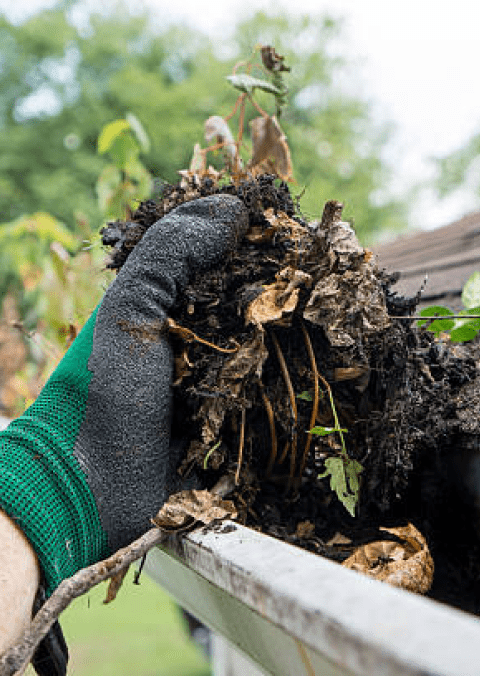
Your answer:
[0,528,168,676]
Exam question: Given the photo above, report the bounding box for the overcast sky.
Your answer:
[1,0,480,231]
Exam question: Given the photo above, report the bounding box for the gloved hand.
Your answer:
[0,194,247,599]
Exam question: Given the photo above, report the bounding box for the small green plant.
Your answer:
[190,45,293,182]
[418,271,480,342]
[226,45,290,119]
[308,382,363,517]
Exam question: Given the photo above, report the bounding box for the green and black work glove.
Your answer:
[0,194,247,596]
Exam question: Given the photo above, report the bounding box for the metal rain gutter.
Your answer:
[145,520,480,676]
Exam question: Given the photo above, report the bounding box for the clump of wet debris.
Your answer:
[102,174,480,615]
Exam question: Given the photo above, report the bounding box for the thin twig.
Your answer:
[259,383,278,477]
[224,93,245,122]
[167,319,239,354]
[235,408,246,485]
[0,528,169,676]
[235,96,247,174]
[271,332,298,490]
[247,93,269,118]
[277,440,290,465]
[391,315,480,320]
[300,322,320,478]
[201,140,230,154]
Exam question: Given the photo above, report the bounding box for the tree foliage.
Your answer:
[0,4,405,234]
[435,131,480,200]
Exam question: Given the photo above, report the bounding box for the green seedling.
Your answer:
[308,383,363,517]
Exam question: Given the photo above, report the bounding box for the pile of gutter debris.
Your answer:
[102,172,480,616]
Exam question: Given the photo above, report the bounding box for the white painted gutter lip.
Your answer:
[162,520,480,676]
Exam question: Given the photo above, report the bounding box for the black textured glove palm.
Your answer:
[0,194,248,595]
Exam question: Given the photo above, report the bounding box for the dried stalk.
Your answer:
[277,440,290,465]
[247,94,269,119]
[271,332,297,490]
[259,383,278,477]
[0,527,168,676]
[300,322,320,478]
[236,96,247,174]
[224,93,245,122]
[235,407,246,485]
[167,319,239,354]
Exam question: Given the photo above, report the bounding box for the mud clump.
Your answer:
[102,175,480,615]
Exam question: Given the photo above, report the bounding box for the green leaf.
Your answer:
[345,458,363,495]
[318,457,347,488]
[449,324,480,342]
[317,456,362,517]
[50,243,69,286]
[417,305,455,335]
[462,271,480,310]
[98,119,131,154]
[297,391,312,401]
[96,165,122,214]
[107,133,139,171]
[309,426,347,436]
[226,74,284,96]
[126,113,150,153]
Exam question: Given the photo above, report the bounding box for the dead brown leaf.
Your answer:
[333,365,370,382]
[173,348,193,386]
[152,489,237,530]
[249,116,293,181]
[245,266,312,328]
[246,225,276,243]
[196,331,268,447]
[342,523,434,594]
[303,218,390,347]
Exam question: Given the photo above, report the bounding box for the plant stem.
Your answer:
[317,372,348,459]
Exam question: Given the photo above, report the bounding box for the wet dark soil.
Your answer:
[102,175,480,616]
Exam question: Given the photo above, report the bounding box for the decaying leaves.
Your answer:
[260,45,290,73]
[304,216,390,347]
[245,266,312,328]
[342,523,434,594]
[194,331,268,448]
[249,116,293,181]
[152,489,237,530]
[103,178,480,610]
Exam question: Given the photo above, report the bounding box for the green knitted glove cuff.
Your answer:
[0,307,109,595]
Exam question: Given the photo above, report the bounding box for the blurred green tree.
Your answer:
[0,4,405,235]
[434,131,480,202]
